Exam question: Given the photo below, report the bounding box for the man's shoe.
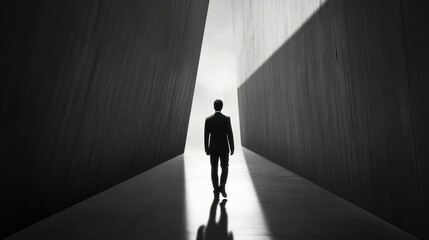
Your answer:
[213,189,220,199]
[220,187,227,198]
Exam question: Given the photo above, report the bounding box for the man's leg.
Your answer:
[219,154,229,197]
[210,154,220,197]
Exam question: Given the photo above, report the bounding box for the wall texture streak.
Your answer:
[232,0,428,238]
[0,0,208,237]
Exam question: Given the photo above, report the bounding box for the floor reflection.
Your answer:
[196,199,233,240]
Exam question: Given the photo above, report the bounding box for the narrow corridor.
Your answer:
[7,148,417,240]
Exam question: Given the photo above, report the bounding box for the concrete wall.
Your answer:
[232,0,326,87]
[232,0,428,238]
[0,0,208,237]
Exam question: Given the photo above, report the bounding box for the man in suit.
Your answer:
[204,99,234,198]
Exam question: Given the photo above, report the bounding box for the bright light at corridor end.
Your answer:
[183,0,269,238]
[184,0,240,152]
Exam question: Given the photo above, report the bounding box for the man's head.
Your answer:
[214,99,223,111]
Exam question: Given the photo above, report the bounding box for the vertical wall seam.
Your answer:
[398,0,421,206]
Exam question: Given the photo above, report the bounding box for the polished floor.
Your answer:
[7,148,418,240]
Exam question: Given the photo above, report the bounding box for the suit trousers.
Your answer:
[210,153,229,190]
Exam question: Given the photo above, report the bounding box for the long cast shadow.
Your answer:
[196,199,233,240]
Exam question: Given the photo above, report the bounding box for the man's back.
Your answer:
[204,112,234,155]
[205,99,233,199]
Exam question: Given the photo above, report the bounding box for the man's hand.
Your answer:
[230,151,234,156]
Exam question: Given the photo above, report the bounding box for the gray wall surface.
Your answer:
[232,0,428,238]
[0,0,208,237]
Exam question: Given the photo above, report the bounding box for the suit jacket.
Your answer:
[204,112,234,155]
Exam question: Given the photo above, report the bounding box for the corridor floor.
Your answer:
[7,148,418,240]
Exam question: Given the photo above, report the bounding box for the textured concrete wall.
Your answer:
[232,0,326,86]
[232,0,428,238]
[0,0,208,237]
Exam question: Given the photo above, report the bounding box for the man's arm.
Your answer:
[227,117,234,155]
[204,118,210,155]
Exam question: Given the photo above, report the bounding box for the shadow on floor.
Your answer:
[242,148,418,240]
[196,199,234,240]
[6,155,188,240]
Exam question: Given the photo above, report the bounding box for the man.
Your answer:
[204,99,234,199]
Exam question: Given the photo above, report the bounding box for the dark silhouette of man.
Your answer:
[204,99,234,199]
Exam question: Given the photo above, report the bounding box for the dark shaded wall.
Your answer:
[232,0,428,238]
[0,0,208,237]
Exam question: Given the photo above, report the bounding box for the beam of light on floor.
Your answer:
[183,0,270,239]
[183,148,271,239]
